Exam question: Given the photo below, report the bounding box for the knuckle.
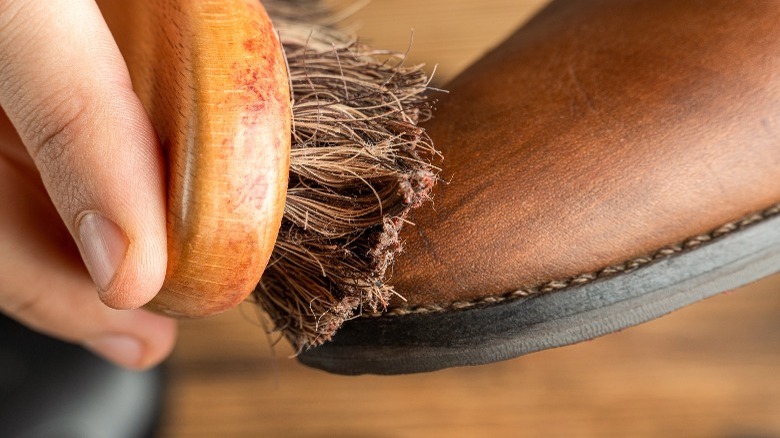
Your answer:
[16,91,93,215]
[23,93,89,165]
[0,285,43,327]
[0,287,81,344]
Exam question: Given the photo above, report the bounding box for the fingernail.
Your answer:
[84,335,144,369]
[78,212,129,291]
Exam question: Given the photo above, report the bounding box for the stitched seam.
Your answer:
[364,203,780,317]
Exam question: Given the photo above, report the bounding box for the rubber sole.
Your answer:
[298,213,780,375]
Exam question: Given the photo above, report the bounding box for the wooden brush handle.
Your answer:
[98,0,291,317]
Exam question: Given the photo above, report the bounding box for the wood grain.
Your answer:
[97,0,542,317]
[160,274,780,437]
[99,0,291,317]
[326,0,549,85]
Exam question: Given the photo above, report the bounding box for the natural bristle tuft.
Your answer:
[254,1,440,349]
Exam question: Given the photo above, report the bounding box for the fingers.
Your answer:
[0,1,174,367]
[15,280,177,370]
[0,158,176,370]
[0,1,167,308]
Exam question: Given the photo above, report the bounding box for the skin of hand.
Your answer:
[0,1,176,369]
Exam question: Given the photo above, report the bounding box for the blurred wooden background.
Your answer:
[158,1,780,436]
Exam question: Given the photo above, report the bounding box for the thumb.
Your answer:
[0,1,167,308]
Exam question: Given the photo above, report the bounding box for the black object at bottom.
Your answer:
[299,213,780,375]
[0,315,164,438]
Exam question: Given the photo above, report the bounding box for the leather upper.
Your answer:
[390,0,780,307]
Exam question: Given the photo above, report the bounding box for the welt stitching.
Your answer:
[364,203,780,317]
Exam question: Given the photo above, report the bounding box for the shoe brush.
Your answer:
[98,0,438,348]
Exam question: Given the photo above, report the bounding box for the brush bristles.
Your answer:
[253,3,439,348]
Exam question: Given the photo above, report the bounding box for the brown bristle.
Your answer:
[251,1,440,349]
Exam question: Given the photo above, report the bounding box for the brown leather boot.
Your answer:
[299,0,780,374]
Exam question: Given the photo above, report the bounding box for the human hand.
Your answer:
[0,1,175,369]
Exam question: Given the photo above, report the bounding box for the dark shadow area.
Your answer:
[0,315,165,438]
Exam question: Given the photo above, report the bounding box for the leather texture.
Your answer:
[390,0,780,307]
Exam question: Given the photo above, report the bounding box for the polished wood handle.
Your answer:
[98,0,291,317]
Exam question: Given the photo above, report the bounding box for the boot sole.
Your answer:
[298,212,780,375]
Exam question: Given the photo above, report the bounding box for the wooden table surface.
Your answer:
[158,2,780,436]
[161,274,780,437]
